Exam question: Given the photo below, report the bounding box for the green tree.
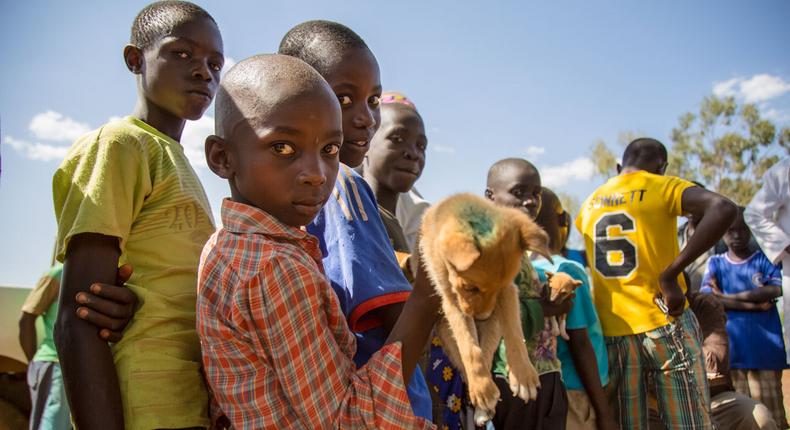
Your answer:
[668,95,789,205]
[588,96,790,205]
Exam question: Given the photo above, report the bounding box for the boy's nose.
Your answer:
[192,60,213,81]
[352,104,377,129]
[298,157,329,186]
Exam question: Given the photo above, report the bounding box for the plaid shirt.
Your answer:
[197,199,432,430]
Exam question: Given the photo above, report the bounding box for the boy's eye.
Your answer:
[338,95,352,106]
[210,62,222,72]
[369,95,381,107]
[323,143,341,156]
[272,143,295,155]
[417,141,428,151]
[391,135,403,143]
[175,51,190,59]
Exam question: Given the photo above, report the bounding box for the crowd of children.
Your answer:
[15,1,790,429]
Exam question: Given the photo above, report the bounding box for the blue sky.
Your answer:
[2,0,789,286]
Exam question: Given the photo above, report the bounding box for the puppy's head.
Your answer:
[439,195,552,319]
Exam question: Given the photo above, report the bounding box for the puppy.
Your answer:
[420,193,553,425]
[544,272,582,340]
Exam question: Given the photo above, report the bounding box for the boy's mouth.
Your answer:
[292,199,324,215]
[344,139,369,148]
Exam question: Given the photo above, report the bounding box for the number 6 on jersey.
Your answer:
[593,212,638,278]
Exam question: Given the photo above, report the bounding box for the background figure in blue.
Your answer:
[18,263,71,430]
[702,206,788,428]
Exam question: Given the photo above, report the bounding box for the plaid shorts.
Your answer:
[731,369,788,429]
[605,309,713,429]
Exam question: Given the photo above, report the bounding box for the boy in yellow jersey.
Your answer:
[575,138,736,429]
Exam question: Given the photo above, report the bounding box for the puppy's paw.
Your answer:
[474,406,493,427]
[508,361,541,403]
[468,375,500,418]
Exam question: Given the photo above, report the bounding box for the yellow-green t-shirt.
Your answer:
[575,171,695,336]
[53,116,215,429]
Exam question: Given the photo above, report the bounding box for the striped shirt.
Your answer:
[197,198,432,430]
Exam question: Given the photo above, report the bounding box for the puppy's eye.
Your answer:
[463,285,480,294]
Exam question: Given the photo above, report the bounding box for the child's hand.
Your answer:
[74,264,138,342]
[539,284,574,317]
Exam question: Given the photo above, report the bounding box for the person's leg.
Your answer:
[488,373,538,430]
[730,369,751,397]
[566,389,596,430]
[38,363,72,430]
[745,370,788,429]
[27,361,54,430]
[645,309,713,430]
[605,334,646,429]
[541,372,568,430]
[711,390,778,430]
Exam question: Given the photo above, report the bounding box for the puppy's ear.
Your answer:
[442,231,480,272]
[519,217,553,262]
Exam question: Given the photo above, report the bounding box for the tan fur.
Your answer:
[543,272,582,340]
[420,193,553,424]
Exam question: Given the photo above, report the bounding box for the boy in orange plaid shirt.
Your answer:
[196,54,438,429]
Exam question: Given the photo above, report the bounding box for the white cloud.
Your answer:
[431,144,456,154]
[5,136,70,162]
[764,108,790,124]
[524,146,545,158]
[712,74,790,103]
[181,115,214,167]
[713,78,740,98]
[29,111,91,142]
[540,157,595,188]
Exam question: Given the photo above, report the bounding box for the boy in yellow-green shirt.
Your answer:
[576,138,736,429]
[52,2,224,429]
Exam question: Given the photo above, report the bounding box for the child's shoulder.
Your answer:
[208,227,324,286]
[66,117,162,159]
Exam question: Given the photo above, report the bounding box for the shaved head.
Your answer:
[214,54,337,139]
[278,20,370,76]
[486,158,539,188]
[621,137,668,174]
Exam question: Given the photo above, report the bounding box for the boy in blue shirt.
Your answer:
[702,207,788,428]
[278,21,432,420]
[532,188,616,430]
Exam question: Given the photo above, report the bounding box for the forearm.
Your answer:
[378,302,405,335]
[56,233,124,429]
[385,263,439,382]
[725,286,781,302]
[567,329,612,421]
[668,193,736,279]
[715,296,769,311]
[18,315,37,362]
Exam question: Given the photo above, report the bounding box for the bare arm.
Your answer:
[385,251,441,382]
[660,187,737,316]
[716,285,781,303]
[566,328,617,430]
[714,295,774,312]
[56,233,124,429]
[18,312,38,362]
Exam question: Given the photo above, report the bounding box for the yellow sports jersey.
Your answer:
[53,116,215,429]
[575,170,695,336]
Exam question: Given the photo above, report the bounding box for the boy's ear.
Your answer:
[484,188,494,201]
[205,135,233,179]
[616,163,623,174]
[123,44,144,74]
